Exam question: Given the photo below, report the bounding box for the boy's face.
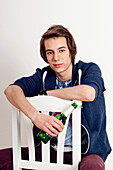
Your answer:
[44,37,72,81]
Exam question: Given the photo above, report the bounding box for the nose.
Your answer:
[53,51,59,61]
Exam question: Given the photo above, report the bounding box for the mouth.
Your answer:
[53,63,63,68]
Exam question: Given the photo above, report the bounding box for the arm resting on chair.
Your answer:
[47,85,95,102]
[4,85,64,137]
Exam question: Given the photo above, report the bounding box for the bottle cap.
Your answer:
[72,102,78,109]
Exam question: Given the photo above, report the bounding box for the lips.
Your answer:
[53,63,63,68]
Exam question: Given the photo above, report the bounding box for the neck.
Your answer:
[56,64,73,82]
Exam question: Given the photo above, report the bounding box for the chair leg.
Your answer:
[12,108,21,170]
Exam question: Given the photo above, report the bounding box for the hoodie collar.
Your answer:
[44,63,78,90]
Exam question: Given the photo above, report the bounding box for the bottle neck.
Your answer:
[64,103,78,117]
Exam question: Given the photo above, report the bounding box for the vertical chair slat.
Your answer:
[57,115,70,165]
[12,108,21,170]
[22,113,35,161]
[72,103,81,167]
[41,111,50,163]
[42,142,50,163]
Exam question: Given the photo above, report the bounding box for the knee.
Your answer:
[80,154,105,170]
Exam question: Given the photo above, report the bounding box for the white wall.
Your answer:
[0,0,113,169]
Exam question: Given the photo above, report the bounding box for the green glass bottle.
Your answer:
[37,102,78,144]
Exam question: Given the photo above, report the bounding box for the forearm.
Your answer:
[4,85,38,120]
[47,85,96,101]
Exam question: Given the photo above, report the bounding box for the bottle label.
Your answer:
[38,131,52,144]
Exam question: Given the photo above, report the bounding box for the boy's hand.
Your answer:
[32,111,64,137]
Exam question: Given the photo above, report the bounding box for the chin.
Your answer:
[53,67,64,72]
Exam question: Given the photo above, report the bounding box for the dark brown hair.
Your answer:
[40,25,77,64]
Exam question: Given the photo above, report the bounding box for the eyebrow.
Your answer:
[46,46,66,52]
[58,46,66,49]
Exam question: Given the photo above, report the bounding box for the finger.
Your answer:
[44,121,60,135]
[52,122,63,133]
[48,125,59,136]
[43,127,57,137]
[52,116,64,129]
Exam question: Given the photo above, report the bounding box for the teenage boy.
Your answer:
[4,25,111,170]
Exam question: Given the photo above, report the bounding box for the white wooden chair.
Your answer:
[12,96,82,170]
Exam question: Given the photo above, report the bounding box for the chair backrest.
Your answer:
[12,96,82,170]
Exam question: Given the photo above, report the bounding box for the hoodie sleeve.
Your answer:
[11,68,43,97]
[81,63,106,98]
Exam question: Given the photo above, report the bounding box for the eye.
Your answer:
[46,51,53,55]
[59,49,65,53]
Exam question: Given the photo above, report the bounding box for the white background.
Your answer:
[0,0,113,169]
